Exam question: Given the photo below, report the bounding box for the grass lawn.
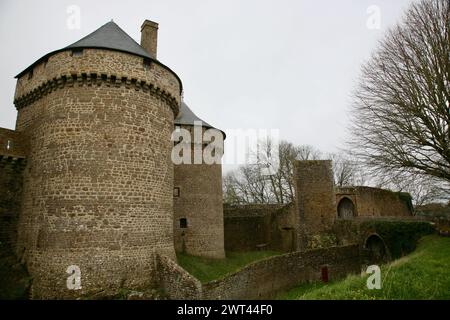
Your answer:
[278,235,450,300]
[177,251,281,283]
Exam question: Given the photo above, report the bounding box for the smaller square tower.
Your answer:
[293,160,336,249]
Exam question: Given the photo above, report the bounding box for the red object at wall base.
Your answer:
[321,266,329,283]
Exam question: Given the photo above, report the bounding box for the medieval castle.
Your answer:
[0,20,414,299]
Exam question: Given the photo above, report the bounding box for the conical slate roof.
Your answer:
[65,21,154,59]
[175,101,225,138]
[175,101,214,128]
[15,21,182,93]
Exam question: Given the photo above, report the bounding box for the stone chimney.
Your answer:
[141,20,158,58]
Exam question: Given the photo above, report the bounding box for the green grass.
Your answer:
[177,251,281,283]
[278,235,450,300]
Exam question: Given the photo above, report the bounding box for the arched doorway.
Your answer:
[365,234,387,263]
[337,197,356,219]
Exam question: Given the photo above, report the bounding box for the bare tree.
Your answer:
[223,173,244,204]
[223,140,322,204]
[329,153,357,187]
[297,145,322,161]
[278,142,311,203]
[259,141,321,204]
[349,0,450,184]
[372,170,450,206]
[222,136,448,206]
[223,165,273,205]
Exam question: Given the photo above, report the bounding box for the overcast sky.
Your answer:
[0,0,415,170]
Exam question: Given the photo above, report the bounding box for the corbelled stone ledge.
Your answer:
[13,72,179,115]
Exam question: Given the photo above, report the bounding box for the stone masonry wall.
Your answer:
[293,161,336,250]
[0,160,25,248]
[14,49,180,107]
[0,128,28,158]
[157,245,361,300]
[157,254,203,300]
[336,187,413,218]
[223,204,297,252]
[0,128,27,248]
[203,245,361,300]
[13,48,181,299]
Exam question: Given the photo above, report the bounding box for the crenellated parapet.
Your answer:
[14,48,181,116]
[14,71,179,115]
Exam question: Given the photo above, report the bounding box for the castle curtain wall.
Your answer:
[0,128,27,248]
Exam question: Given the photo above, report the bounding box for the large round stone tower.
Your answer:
[173,102,225,259]
[13,20,182,298]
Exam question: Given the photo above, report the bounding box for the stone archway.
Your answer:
[365,234,387,263]
[337,197,356,219]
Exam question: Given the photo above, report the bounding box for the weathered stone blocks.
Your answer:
[293,160,336,250]
[13,48,181,298]
[173,125,225,259]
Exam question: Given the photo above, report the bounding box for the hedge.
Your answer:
[361,221,435,259]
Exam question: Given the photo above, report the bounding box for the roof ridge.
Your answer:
[65,20,153,59]
[62,20,113,49]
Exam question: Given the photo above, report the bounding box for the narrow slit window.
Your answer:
[6,140,12,150]
[173,187,180,197]
[179,218,187,228]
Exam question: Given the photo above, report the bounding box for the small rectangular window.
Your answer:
[143,58,152,70]
[173,187,180,197]
[180,218,187,228]
[28,70,33,79]
[71,49,83,57]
